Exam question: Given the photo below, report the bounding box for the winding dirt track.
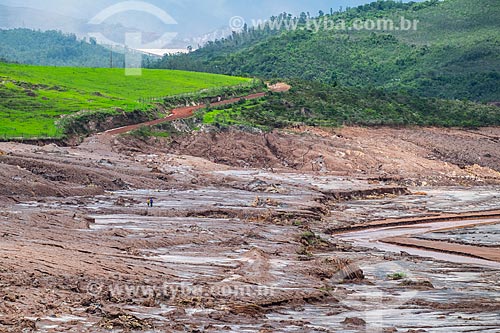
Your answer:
[104,83,291,136]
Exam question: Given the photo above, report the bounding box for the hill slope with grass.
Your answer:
[0,62,252,139]
[156,0,500,102]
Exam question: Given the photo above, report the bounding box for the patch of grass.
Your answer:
[0,62,252,139]
[399,279,434,289]
[199,98,272,129]
[202,109,227,124]
[387,272,407,280]
[300,231,319,246]
[129,126,154,139]
[299,230,331,248]
[129,125,172,139]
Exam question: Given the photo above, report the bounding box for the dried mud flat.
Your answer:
[0,126,499,332]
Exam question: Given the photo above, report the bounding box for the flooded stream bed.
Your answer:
[2,182,500,332]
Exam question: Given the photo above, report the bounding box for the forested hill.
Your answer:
[155,0,500,102]
[0,29,135,68]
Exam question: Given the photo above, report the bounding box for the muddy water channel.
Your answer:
[338,219,500,268]
[3,183,500,332]
[86,187,499,332]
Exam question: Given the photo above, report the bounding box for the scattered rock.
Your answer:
[251,196,263,207]
[151,166,162,173]
[3,293,18,302]
[114,196,140,206]
[230,304,265,317]
[383,328,398,333]
[342,317,366,327]
[112,178,129,189]
[98,311,152,330]
[98,159,115,166]
[326,257,365,281]
[0,317,37,330]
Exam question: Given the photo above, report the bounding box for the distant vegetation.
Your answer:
[0,29,149,68]
[196,80,500,129]
[0,62,252,139]
[155,0,500,102]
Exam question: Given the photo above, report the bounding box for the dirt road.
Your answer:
[104,83,291,135]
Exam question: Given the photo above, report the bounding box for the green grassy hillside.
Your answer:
[0,62,251,139]
[156,0,500,102]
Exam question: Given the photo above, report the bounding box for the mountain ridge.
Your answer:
[155,0,500,102]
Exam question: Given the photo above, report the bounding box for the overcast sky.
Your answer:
[0,0,422,37]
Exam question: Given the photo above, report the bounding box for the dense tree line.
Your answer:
[153,0,500,102]
[0,29,149,68]
[199,80,500,129]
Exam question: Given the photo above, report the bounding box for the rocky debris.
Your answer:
[229,304,266,317]
[246,179,285,193]
[150,166,162,173]
[342,317,366,327]
[3,293,19,302]
[97,310,153,331]
[251,196,282,208]
[114,196,141,207]
[236,248,272,284]
[34,143,68,155]
[0,317,37,331]
[98,159,115,166]
[464,164,500,180]
[255,289,332,309]
[112,178,130,189]
[407,298,500,312]
[326,257,365,281]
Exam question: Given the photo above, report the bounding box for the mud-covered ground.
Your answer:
[0,126,499,332]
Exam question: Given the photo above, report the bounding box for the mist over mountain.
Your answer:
[0,0,422,49]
